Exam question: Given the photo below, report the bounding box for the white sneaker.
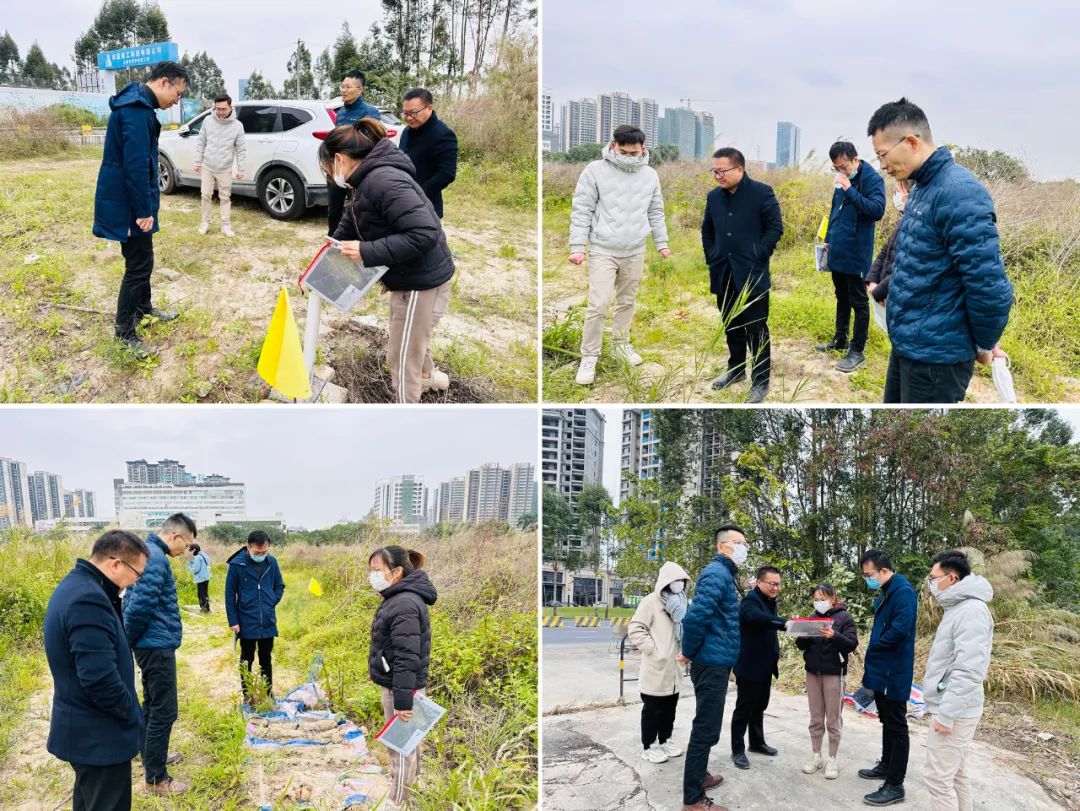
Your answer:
[221,224,235,238]
[659,739,684,758]
[197,221,209,235]
[801,753,824,774]
[575,356,598,385]
[640,744,669,764]
[823,757,838,779]
[613,342,643,366]
[422,369,450,392]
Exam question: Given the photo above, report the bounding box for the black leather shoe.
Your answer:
[731,752,750,769]
[749,744,778,756]
[837,350,866,373]
[863,783,905,806]
[711,369,746,390]
[815,337,848,352]
[746,383,769,404]
[858,762,888,780]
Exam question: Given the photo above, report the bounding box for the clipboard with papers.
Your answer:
[374,693,446,757]
[298,242,388,311]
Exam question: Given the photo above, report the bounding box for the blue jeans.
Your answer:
[682,662,731,805]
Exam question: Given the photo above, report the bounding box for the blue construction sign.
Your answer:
[97,42,179,70]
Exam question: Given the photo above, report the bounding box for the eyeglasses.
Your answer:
[711,166,741,178]
[874,135,916,160]
[402,105,432,120]
[761,580,781,589]
[111,557,144,581]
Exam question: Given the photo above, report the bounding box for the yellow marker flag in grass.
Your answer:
[308,577,323,597]
[257,287,311,400]
[817,214,830,241]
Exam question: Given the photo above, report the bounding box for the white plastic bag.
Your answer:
[872,300,888,334]
[991,355,1017,403]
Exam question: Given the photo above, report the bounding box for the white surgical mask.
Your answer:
[369,570,389,592]
[729,543,748,566]
[813,600,832,615]
[333,156,348,188]
[669,581,685,594]
[893,190,906,212]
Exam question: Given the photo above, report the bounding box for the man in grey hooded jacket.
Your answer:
[922,550,994,811]
[195,93,246,237]
[569,124,671,386]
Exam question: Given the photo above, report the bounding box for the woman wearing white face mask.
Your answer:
[795,582,858,780]
[318,119,456,403]
[367,545,438,808]
[628,561,692,764]
[866,179,912,303]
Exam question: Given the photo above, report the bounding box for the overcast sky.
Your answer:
[595,407,1080,505]
[543,0,1080,181]
[0,407,536,527]
[6,0,390,94]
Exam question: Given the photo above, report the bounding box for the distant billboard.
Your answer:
[97,42,179,71]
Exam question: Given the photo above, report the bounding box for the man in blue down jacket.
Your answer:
[225,531,285,702]
[123,512,196,795]
[816,141,886,374]
[867,97,1013,404]
[679,524,750,811]
[93,61,188,358]
[45,530,149,811]
[858,549,918,807]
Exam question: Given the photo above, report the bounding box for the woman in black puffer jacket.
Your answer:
[320,119,456,403]
[368,545,438,806]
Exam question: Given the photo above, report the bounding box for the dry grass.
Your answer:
[0,108,79,160]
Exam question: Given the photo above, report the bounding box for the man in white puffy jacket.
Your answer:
[568,124,671,386]
[195,93,246,237]
[922,550,994,811]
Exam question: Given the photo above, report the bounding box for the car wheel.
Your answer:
[258,167,304,221]
[158,154,177,194]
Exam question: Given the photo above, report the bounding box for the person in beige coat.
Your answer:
[628,561,691,764]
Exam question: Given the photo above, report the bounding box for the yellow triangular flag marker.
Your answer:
[308,577,323,597]
[257,287,311,400]
[817,214,830,241]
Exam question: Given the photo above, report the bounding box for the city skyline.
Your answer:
[0,410,535,529]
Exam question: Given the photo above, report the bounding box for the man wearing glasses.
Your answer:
[44,530,150,811]
[123,512,197,796]
[327,70,382,235]
[93,61,189,360]
[702,148,784,403]
[400,87,459,219]
[730,566,788,770]
[867,97,1012,403]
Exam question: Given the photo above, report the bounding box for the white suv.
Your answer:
[158,100,404,221]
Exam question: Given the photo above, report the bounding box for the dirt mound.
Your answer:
[328,321,496,403]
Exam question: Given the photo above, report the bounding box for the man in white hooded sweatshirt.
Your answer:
[569,124,671,386]
[195,93,246,237]
[922,550,994,811]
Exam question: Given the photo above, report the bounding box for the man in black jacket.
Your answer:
[399,88,458,219]
[730,566,788,769]
[44,530,149,811]
[701,148,784,403]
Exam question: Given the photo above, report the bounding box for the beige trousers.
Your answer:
[200,168,233,225]
[381,687,424,806]
[924,714,981,811]
[387,281,451,403]
[580,252,645,357]
[805,672,845,757]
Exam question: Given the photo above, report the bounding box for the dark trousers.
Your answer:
[683,663,730,805]
[133,648,177,785]
[117,233,154,338]
[196,580,210,612]
[717,272,771,386]
[883,352,975,403]
[830,271,869,352]
[730,676,773,753]
[327,183,350,236]
[71,760,131,811]
[641,692,680,749]
[239,637,275,699]
[874,691,910,787]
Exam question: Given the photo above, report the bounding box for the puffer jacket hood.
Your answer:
[369,569,437,711]
[654,561,691,595]
[603,143,650,173]
[110,80,157,112]
[348,137,418,185]
[380,568,438,606]
[923,574,994,727]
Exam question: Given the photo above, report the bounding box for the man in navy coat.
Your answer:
[858,549,918,806]
[816,141,886,373]
[225,530,286,701]
[44,530,149,811]
[701,148,784,403]
[399,87,458,219]
[93,61,188,359]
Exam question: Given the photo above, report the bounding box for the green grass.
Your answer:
[546,606,636,618]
